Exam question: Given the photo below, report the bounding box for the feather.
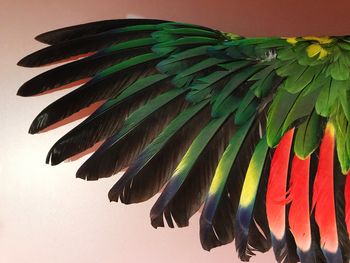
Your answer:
[346,173,350,238]
[288,155,317,262]
[171,57,226,88]
[76,88,188,180]
[157,45,211,75]
[46,74,171,165]
[211,65,265,116]
[18,18,350,263]
[199,117,254,250]
[282,65,323,94]
[266,128,299,263]
[17,38,156,96]
[186,60,252,105]
[18,24,159,67]
[293,110,324,159]
[34,19,168,44]
[28,53,162,134]
[108,100,211,204]
[235,136,270,261]
[315,78,338,117]
[267,86,320,148]
[150,113,235,228]
[333,159,350,262]
[312,123,343,262]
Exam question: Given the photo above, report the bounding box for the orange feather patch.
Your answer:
[288,155,311,252]
[312,123,341,261]
[346,172,350,238]
[266,129,294,240]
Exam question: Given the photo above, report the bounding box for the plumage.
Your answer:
[47,74,172,165]
[17,38,157,96]
[200,117,255,251]
[235,136,270,261]
[77,88,188,180]
[312,123,343,262]
[150,113,235,228]
[288,156,315,262]
[266,129,299,263]
[17,19,350,263]
[34,19,168,44]
[108,100,211,204]
[346,173,350,238]
[18,24,160,67]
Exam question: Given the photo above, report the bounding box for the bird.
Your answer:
[16,18,350,263]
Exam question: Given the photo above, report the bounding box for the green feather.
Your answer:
[294,110,324,159]
[329,55,350,80]
[281,87,320,132]
[237,136,268,209]
[98,52,163,79]
[104,37,157,52]
[218,60,251,71]
[157,45,210,74]
[207,117,254,194]
[347,124,350,161]
[169,115,231,180]
[276,60,304,77]
[334,106,350,173]
[150,112,234,224]
[235,90,258,125]
[186,70,233,103]
[266,88,299,147]
[339,87,350,122]
[163,28,220,38]
[250,72,278,98]
[315,78,341,117]
[277,48,295,61]
[118,99,209,178]
[153,36,219,48]
[114,24,159,33]
[202,116,255,228]
[302,69,327,96]
[171,57,225,88]
[212,65,265,117]
[249,65,279,98]
[102,73,169,109]
[282,65,322,93]
[111,88,186,143]
[248,64,276,81]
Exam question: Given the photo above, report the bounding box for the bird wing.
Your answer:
[17,19,350,263]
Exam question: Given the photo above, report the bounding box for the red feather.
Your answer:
[288,155,311,252]
[346,172,350,238]
[266,129,294,241]
[312,123,342,261]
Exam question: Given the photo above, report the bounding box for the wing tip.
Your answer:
[150,202,177,229]
[75,160,104,181]
[108,182,124,203]
[45,148,62,166]
[150,212,165,229]
[199,215,224,252]
[17,80,43,97]
[16,85,31,97]
[27,113,49,134]
[35,32,53,44]
[17,54,40,68]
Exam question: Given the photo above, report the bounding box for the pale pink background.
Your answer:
[2,1,350,262]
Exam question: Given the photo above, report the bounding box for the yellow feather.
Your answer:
[303,36,333,44]
[318,47,328,59]
[239,159,259,207]
[285,37,298,45]
[306,44,322,57]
